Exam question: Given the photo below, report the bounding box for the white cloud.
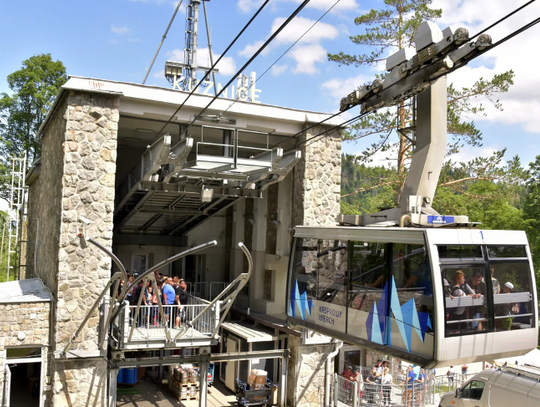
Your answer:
[237,0,263,13]
[111,26,131,35]
[239,16,339,74]
[289,44,327,74]
[269,16,339,46]
[430,0,540,134]
[237,0,359,14]
[321,74,372,100]
[271,64,288,76]
[110,25,139,42]
[166,48,237,76]
[239,40,267,58]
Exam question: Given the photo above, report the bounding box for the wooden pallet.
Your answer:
[178,395,199,401]
[173,391,199,401]
[171,376,199,387]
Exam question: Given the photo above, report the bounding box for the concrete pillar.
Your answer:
[199,362,209,407]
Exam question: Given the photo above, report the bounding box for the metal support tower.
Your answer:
[183,0,201,90]
[6,153,27,281]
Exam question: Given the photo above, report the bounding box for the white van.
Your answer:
[439,365,540,407]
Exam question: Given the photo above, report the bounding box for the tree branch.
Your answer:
[341,180,400,198]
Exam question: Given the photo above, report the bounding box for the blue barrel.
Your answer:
[124,368,138,385]
[117,368,125,384]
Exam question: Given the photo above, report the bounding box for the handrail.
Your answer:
[61,237,218,355]
[173,242,252,341]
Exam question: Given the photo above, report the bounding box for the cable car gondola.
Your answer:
[286,225,538,367]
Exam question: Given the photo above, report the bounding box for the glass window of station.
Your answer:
[289,238,435,357]
[439,244,534,337]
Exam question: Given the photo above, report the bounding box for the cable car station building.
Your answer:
[2,76,343,406]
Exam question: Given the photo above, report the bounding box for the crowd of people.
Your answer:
[119,273,190,328]
[340,360,428,406]
[445,266,527,332]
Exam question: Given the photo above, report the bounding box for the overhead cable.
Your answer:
[289,12,540,151]
[153,0,272,141]
[470,0,537,40]
[221,0,342,115]
[174,0,312,143]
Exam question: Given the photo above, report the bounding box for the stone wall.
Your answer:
[27,89,120,407]
[292,124,342,227]
[26,97,67,289]
[288,123,342,407]
[287,334,335,407]
[0,301,51,406]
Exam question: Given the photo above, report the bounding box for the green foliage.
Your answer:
[0,213,13,283]
[523,155,540,288]
[0,54,67,164]
[341,154,399,213]
[328,0,441,67]
[328,0,515,198]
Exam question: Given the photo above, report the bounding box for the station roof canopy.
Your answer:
[0,278,53,304]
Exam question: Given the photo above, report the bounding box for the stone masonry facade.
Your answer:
[0,302,50,405]
[288,123,342,407]
[292,124,342,227]
[27,90,119,407]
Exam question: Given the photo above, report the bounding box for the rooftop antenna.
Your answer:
[165,0,218,91]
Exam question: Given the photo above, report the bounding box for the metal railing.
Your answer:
[334,372,435,407]
[186,282,229,301]
[209,282,228,300]
[431,373,467,399]
[120,303,217,342]
[193,282,208,299]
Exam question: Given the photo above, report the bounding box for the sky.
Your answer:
[1,0,539,169]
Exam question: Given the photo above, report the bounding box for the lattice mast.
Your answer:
[6,153,27,281]
[183,0,201,88]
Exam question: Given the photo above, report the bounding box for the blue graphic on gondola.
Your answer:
[289,280,313,320]
[366,278,432,351]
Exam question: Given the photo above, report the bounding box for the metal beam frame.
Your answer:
[110,349,288,368]
[115,136,193,215]
[139,181,263,198]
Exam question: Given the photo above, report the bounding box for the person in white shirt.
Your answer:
[447,366,455,387]
[381,367,393,406]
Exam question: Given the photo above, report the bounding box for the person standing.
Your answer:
[365,366,378,405]
[461,364,469,378]
[352,368,364,402]
[404,365,415,407]
[490,266,500,294]
[416,368,426,405]
[447,366,455,387]
[341,366,353,402]
[175,279,189,328]
[381,367,393,406]
[162,277,176,326]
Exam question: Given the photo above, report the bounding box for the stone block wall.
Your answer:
[288,123,342,407]
[287,334,335,407]
[26,89,120,407]
[55,91,118,352]
[0,302,51,406]
[292,124,341,227]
